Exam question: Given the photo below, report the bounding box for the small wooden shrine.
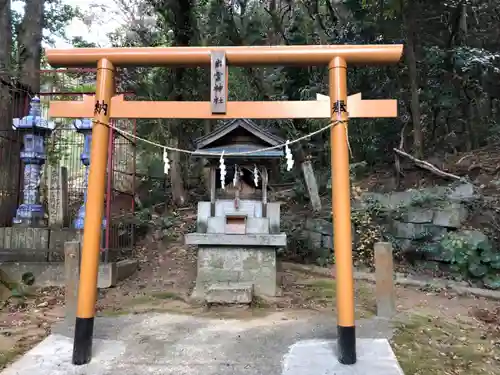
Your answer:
[185,119,287,303]
[193,118,284,210]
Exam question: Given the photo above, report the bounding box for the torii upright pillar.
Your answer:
[72,58,115,365]
[329,56,356,363]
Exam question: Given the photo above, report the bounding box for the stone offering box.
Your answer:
[185,119,287,303]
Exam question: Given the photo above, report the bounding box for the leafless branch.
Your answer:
[393,148,466,182]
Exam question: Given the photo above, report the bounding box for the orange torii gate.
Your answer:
[46,44,403,367]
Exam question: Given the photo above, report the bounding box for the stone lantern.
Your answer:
[12,96,55,227]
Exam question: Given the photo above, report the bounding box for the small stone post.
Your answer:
[374,242,396,318]
[12,96,55,226]
[64,241,81,325]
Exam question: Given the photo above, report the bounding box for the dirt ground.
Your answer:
[1,236,499,374]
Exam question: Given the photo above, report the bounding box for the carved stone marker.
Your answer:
[47,165,69,227]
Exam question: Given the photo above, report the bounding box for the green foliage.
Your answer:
[22,0,500,168]
[291,180,309,202]
[43,85,96,168]
[408,190,446,208]
[352,208,383,266]
[136,208,176,229]
[0,269,35,301]
[43,0,81,45]
[439,232,500,289]
[11,0,79,45]
[58,0,500,253]
[71,36,97,48]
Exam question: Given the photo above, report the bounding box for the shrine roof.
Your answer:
[195,119,284,157]
[192,144,283,158]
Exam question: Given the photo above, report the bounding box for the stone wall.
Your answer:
[0,227,80,262]
[296,183,486,262]
[193,246,277,298]
[302,219,335,251]
[360,183,478,255]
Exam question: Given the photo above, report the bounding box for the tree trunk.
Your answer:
[0,0,11,72]
[154,0,197,206]
[17,0,45,94]
[267,0,279,44]
[403,3,423,158]
[464,99,475,151]
[169,131,186,206]
[458,3,474,150]
[0,0,12,132]
[0,0,20,227]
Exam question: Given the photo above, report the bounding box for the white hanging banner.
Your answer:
[219,151,226,190]
[163,148,170,175]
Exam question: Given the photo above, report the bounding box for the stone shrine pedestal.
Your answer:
[185,118,288,304]
[185,200,286,303]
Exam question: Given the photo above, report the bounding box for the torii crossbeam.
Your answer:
[46,44,403,367]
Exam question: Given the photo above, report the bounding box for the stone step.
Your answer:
[206,283,253,304]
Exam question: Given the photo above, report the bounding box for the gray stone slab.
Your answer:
[0,227,52,262]
[206,282,253,304]
[0,227,49,250]
[322,235,333,249]
[98,263,118,289]
[241,268,277,296]
[245,218,270,234]
[401,208,434,224]
[0,262,66,287]
[1,334,126,375]
[432,203,468,228]
[0,259,137,290]
[305,218,333,236]
[207,217,270,234]
[116,259,138,282]
[0,227,8,248]
[307,231,323,248]
[49,229,81,250]
[49,229,81,261]
[0,249,49,262]
[207,216,224,233]
[390,221,446,240]
[3,313,402,375]
[215,199,262,218]
[283,338,404,375]
[196,202,211,233]
[267,203,281,234]
[97,260,138,289]
[195,247,277,297]
[196,267,241,283]
[185,233,286,247]
[360,191,414,211]
[447,183,477,202]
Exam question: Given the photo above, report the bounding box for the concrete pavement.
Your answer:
[1,312,404,375]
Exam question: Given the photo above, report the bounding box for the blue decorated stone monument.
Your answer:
[12,96,55,227]
[73,119,106,230]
